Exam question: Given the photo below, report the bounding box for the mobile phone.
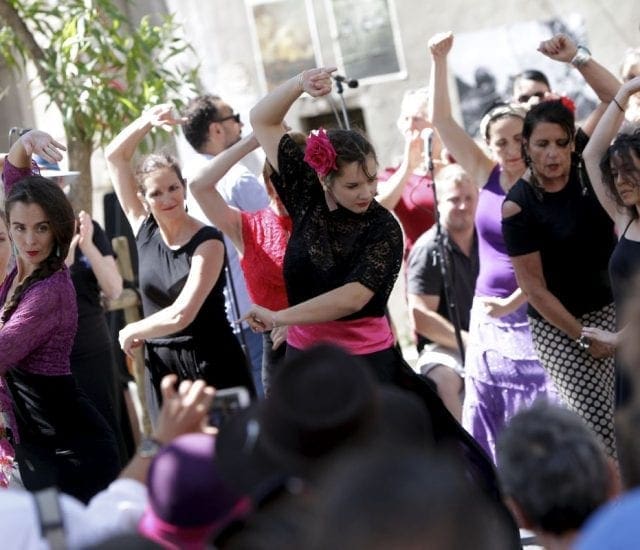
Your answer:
[208,386,251,428]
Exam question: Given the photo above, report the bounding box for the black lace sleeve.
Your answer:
[274,134,324,222]
[345,207,403,297]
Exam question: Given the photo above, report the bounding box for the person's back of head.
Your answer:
[182,94,223,152]
[496,401,611,536]
[306,447,515,550]
[139,433,250,549]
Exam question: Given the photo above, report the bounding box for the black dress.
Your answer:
[69,220,129,465]
[136,216,254,405]
[273,134,509,521]
[609,220,640,405]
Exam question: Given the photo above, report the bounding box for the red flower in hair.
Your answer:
[559,95,576,114]
[304,127,338,178]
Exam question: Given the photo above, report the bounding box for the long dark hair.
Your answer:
[522,100,576,199]
[2,176,75,323]
[599,129,640,220]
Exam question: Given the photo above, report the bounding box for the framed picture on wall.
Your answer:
[324,0,406,85]
[246,0,323,93]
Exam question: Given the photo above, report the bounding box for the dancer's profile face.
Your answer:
[328,155,378,214]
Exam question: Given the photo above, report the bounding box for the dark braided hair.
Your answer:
[324,128,378,186]
[522,100,576,201]
[599,128,640,220]
[2,176,75,324]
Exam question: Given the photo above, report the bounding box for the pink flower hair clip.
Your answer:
[304,127,338,178]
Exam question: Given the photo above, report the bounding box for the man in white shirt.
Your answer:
[182,95,270,397]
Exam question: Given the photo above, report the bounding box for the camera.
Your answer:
[208,386,251,428]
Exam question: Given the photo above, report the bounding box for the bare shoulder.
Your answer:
[502,200,522,218]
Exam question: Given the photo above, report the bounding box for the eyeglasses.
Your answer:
[213,113,241,124]
[517,91,545,104]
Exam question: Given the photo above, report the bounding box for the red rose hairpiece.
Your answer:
[304,127,338,178]
[559,95,576,114]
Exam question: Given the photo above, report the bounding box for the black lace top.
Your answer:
[273,134,403,320]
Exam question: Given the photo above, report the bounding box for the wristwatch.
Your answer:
[137,436,163,458]
[575,335,592,351]
[570,45,591,68]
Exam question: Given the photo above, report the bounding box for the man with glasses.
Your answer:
[511,69,551,106]
[182,95,270,397]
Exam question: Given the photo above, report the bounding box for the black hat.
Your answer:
[214,344,381,498]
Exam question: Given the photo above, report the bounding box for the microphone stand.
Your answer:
[328,97,345,130]
[428,146,466,364]
[334,78,351,130]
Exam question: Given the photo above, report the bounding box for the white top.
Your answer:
[1,479,147,549]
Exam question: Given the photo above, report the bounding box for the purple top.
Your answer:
[1,158,77,440]
[474,164,518,298]
[0,268,77,376]
[1,157,76,375]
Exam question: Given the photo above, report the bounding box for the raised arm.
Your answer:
[69,214,123,300]
[376,130,424,209]
[189,134,261,254]
[537,33,621,135]
[251,67,335,172]
[118,238,224,357]
[583,76,640,226]
[4,130,66,195]
[428,31,494,184]
[104,104,184,235]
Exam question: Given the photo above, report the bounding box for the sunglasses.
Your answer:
[517,91,545,103]
[214,113,241,124]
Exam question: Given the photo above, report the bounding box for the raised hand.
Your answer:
[75,210,94,250]
[537,33,577,63]
[300,67,337,98]
[20,130,66,165]
[144,103,187,132]
[428,31,454,59]
[402,129,426,172]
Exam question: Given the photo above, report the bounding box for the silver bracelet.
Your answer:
[570,45,591,68]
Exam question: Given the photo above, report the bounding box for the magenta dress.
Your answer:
[0,160,119,502]
[462,165,557,463]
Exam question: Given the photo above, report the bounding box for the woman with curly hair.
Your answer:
[581,76,640,406]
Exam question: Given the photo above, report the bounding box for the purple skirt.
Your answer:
[462,298,558,463]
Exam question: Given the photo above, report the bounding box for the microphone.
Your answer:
[332,74,359,88]
[421,128,434,172]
